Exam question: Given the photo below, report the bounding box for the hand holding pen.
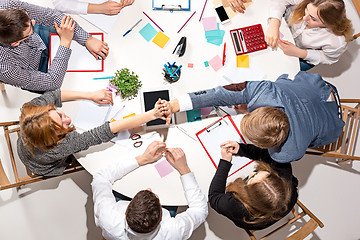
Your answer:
[220,141,239,162]
[89,89,113,105]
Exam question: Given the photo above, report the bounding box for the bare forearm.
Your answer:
[60,91,92,102]
[109,110,156,133]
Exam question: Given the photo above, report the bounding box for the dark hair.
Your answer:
[0,9,30,44]
[126,190,162,233]
[226,162,292,224]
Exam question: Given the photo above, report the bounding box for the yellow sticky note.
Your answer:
[152,32,170,48]
[123,113,136,119]
[237,55,249,68]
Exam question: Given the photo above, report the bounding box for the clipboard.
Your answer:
[152,0,191,11]
[196,115,253,177]
[49,33,104,72]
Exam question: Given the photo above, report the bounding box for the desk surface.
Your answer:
[67,0,300,205]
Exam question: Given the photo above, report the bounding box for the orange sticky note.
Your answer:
[123,113,136,119]
[237,55,249,68]
[152,32,170,48]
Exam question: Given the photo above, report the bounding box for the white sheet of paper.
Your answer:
[153,0,190,9]
[217,63,266,86]
[73,100,111,131]
[50,34,103,71]
[80,0,122,33]
[197,116,252,176]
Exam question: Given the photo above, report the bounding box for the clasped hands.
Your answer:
[135,141,191,175]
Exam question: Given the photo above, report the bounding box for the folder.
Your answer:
[49,33,104,72]
[152,0,190,11]
[196,115,253,177]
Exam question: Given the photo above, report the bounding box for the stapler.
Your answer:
[173,37,186,57]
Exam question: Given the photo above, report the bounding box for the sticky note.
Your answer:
[202,17,218,31]
[209,55,223,72]
[152,32,170,48]
[188,63,194,68]
[237,55,250,68]
[201,107,213,116]
[186,109,201,122]
[139,23,158,41]
[154,159,174,178]
[204,61,209,67]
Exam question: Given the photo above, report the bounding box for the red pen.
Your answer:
[222,42,226,65]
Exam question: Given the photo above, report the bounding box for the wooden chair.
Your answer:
[245,200,324,240]
[0,121,84,191]
[306,99,360,163]
[351,0,360,40]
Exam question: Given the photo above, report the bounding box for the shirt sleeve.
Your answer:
[91,158,139,229]
[51,0,88,15]
[8,0,91,45]
[304,39,347,65]
[178,82,254,111]
[269,0,301,20]
[28,89,62,107]
[44,122,116,160]
[170,172,208,239]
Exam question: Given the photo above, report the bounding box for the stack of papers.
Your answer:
[202,17,225,46]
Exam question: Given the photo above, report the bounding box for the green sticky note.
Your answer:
[204,61,209,67]
[186,109,201,122]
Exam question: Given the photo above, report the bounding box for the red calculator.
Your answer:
[230,24,267,55]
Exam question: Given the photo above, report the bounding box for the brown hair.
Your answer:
[240,107,289,149]
[0,9,30,44]
[126,190,162,233]
[289,0,354,42]
[19,103,75,152]
[226,162,292,223]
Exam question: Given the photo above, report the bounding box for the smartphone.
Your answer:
[215,4,230,24]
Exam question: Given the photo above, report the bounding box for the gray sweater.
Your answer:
[17,90,116,176]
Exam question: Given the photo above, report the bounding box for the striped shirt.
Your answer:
[0,0,91,91]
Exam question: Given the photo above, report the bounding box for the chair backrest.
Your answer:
[306,99,360,162]
[245,200,324,240]
[0,121,84,191]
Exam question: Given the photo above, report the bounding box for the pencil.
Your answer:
[177,11,196,33]
[199,0,208,22]
[143,11,164,32]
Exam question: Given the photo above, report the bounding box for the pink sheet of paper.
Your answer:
[154,159,174,178]
[201,107,213,116]
[209,55,223,72]
[202,17,218,31]
[279,31,284,39]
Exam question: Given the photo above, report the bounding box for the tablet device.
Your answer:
[141,88,175,128]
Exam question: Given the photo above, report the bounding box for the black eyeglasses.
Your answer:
[16,21,34,42]
[130,134,143,148]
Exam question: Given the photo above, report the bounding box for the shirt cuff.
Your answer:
[178,94,193,112]
[303,50,319,65]
[78,2,89,15]
[180,172,198,190]
[268,10,283,21]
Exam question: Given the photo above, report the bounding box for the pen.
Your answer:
[171,65,182,77]
[199,0,208,22]
[177,11,196,33]
[222,43,226,65]
[143,11,164,32]
[176,126,197,141]
[93,76,114,80]
[123,19,142,37]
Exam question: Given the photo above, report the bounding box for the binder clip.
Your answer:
[163,62,182,83]
[173,37,186,57]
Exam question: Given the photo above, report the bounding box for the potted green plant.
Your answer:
[109,68,142,100]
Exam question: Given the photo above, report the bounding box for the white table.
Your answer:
[67,0,300,205]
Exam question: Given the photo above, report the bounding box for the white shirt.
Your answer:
[269,0,347,65]
[52,0,88,15]
[91,157,208,240]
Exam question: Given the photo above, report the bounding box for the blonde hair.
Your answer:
[19,103,75,152]
[290,0,354,42]
[226,162,292,224]
[240,107,289,149]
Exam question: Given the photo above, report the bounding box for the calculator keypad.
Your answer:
[230,24,267,55]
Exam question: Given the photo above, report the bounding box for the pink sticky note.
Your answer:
[209,55,223,72]
[201,107,213,116]
[279,31,284,39]
[188,63,194,68]
[202,17,218,31]
[154,159,174,178]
